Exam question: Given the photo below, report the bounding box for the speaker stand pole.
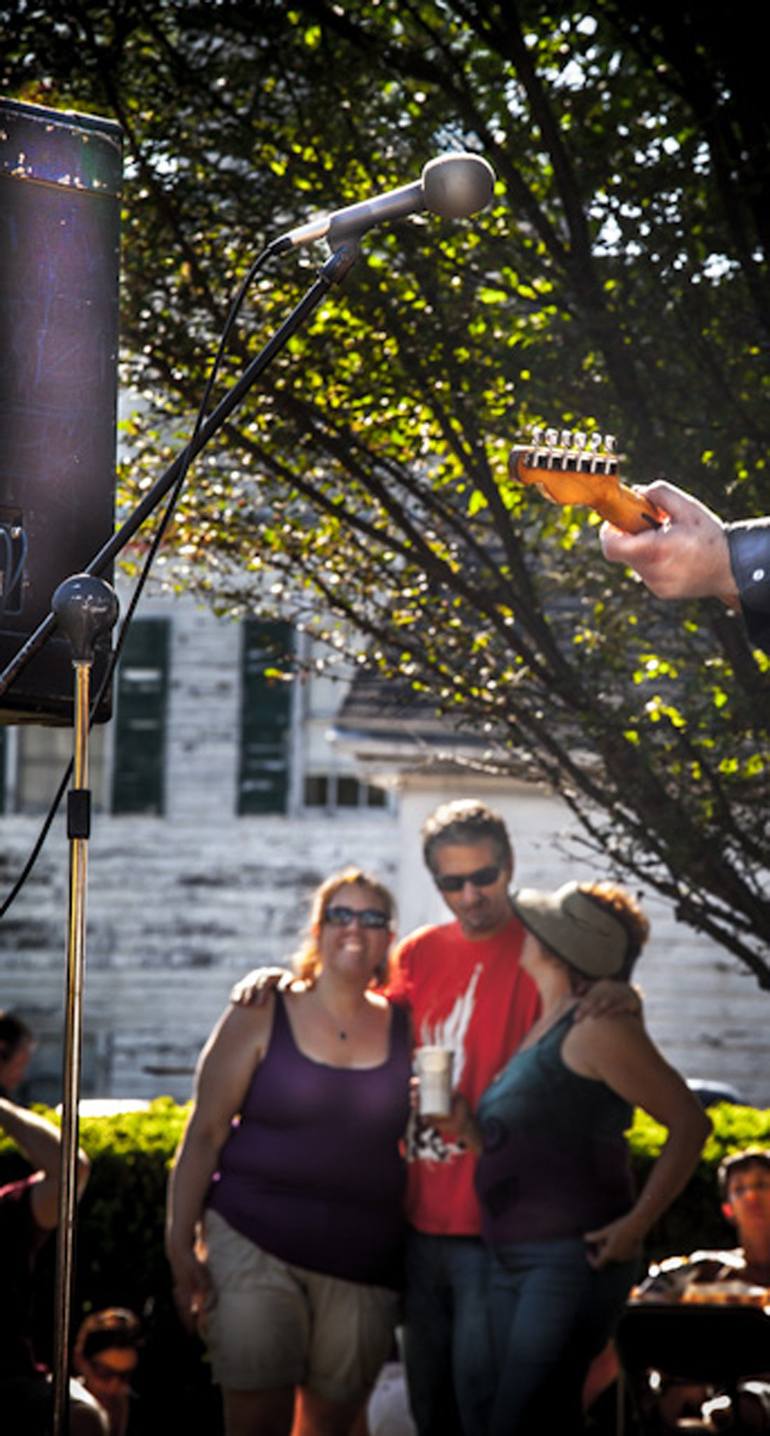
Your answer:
[50,575,119,1436]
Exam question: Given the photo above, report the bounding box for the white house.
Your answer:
[0,582,767,1106]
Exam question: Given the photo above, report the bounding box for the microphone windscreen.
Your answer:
[422,152,496,219]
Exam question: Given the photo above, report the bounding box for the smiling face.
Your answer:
[430,838,513,939]
[317,881,393,987]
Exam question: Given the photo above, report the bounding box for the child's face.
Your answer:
[723,1162,770,1234]
[80,1346,138,1402]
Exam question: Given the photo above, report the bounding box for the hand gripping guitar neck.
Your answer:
[509,428,666,533]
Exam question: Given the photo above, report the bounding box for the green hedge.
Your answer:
[2,1098,769,1432]
[627,1100,770,1259]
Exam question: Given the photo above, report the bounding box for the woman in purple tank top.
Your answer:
[166,867,412,1436]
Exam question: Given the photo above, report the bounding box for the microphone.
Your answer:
[269,152,495,254]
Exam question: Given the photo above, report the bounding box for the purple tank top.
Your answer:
[207,992,411,1288]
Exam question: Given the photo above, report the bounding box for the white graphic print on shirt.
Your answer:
[408,964,482,1165]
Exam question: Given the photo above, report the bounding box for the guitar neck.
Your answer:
[509,440,664,534]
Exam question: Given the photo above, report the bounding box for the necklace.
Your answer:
[315,992,366,1041]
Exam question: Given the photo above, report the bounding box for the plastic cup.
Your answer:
[415,1046,453,1117]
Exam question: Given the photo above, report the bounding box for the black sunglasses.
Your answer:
[324,905,390,930]
[434,864,502,894]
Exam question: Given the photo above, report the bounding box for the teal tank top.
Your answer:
[475,1009,634,1244]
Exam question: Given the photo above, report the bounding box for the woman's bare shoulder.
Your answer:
[563,1009,651,1076]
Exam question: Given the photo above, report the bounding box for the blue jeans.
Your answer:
[403,1231,494,1436]
[488,1237,638,1435]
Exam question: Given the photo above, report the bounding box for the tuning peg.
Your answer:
[573,430,586,449]
[545,427,558,447]
[604,433,616,454]
[560,429,572,449]
[530,426,543,447]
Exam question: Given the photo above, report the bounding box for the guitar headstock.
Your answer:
[509,428,664,534]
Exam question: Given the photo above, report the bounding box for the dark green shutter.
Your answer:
[111,619,169,814]
[238,620,292,815]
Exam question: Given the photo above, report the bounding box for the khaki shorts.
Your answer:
[202,1209,400,1401]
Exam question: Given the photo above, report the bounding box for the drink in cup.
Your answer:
[415,1046,453,1117]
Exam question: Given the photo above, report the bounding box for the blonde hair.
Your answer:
[292,867,395,987]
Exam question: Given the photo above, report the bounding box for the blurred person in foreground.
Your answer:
[448,879,710,1436]
[0,1041,104,1435]
[0,1008,36,1099]
[631,1146,770,1431]
[600,482,770,655]
[166,868,412,1436]
[74,1309,143,1436]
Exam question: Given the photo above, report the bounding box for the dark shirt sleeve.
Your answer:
[726,519,770,655]
[0,1176,49,1379]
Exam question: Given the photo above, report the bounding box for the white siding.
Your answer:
[1,591,767,1108]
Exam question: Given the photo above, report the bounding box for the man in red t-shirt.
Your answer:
[386,799,539,1436]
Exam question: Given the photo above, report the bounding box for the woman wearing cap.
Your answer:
[453,880,710,1436]
[166,867,411,1436]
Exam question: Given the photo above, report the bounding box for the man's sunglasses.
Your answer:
[324,905,390,930]
[434,864,502,894]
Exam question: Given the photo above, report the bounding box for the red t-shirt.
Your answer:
[388,915,540,1236]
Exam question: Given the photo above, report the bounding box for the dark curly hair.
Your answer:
[422,800,513,874]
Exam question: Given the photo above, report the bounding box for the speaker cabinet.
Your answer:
[0,98,122,724]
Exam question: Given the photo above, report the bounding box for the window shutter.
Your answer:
[238,620,292,815]
[111,618,170,814]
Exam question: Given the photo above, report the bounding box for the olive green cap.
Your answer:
[511,881,629,978]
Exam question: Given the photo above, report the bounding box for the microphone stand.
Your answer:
[50,575,119,1436]
[0,238,362,1434]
